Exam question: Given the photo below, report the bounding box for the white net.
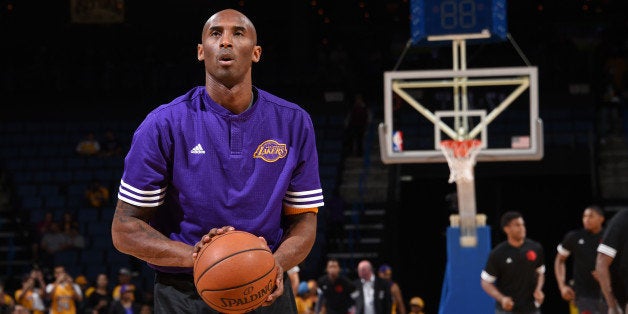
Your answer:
[440,139,482,247]
[440,139,482,183]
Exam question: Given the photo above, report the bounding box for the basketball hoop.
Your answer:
[440,139,482,183]
[440,139,482,247]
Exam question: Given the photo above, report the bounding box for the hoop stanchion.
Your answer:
[440,139,482,247]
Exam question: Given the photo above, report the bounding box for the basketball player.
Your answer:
[111,8,323,314]
[317,258,356,314]
[554,205,607,313]
[596,209,628,314]
[480,211,545,314]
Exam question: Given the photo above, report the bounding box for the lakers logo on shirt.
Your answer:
[253,140,288,162]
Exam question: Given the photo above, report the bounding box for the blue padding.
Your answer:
[439,226,494,314]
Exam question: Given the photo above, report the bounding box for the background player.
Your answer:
[554,205,607,313]
[481,211,545,313]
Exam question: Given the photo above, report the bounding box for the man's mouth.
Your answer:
[218,53,235,65]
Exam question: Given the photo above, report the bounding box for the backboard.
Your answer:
[378,66,543,164]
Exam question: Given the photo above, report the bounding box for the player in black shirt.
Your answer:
[596,209,628,314]
[554,205,607,313]
[481,211,545,313]
[316,258,356,314]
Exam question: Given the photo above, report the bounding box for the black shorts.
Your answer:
[153,271,297,314]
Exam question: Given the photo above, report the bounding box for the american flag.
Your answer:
[511,136,530,149]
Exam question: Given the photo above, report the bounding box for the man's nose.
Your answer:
[220,34,233,47]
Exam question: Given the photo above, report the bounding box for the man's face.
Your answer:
[326,261,340,278]
[197,9,261,88]
[582,208,604,231]
[378,270,391,281]
[357,262,371,280]
[118,274,131,283]
[97,274,108,286]
[504,217,526,241]
[121,290,135,302]
[54,267,65,279]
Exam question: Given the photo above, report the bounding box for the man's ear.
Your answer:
[252,45,262,63]
[197,44,204,61]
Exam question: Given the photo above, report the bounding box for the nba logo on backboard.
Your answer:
[393,131,403,152]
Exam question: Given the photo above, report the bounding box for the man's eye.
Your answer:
[210,31,221,37]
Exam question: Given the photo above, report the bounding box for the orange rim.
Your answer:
[440,139,482,158]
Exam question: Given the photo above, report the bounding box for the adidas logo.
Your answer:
[190,144,206,154]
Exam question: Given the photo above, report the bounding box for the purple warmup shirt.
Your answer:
[118,86,324,273]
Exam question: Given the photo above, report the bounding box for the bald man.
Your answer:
[352,260,392,314]
[111,8,323,314]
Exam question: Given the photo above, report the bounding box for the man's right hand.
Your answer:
[559,285,575,301]
[192,226,235,259]
[500,296,514,311]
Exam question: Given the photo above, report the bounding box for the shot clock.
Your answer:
[410,0,507,45]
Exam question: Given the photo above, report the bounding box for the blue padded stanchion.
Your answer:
[438,225,494,314]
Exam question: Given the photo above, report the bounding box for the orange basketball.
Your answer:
[193,230,277,313]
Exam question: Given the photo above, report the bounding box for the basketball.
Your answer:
[193,230,277,313]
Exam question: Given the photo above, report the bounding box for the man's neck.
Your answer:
[205,79,254,114]
[508,237,524,247]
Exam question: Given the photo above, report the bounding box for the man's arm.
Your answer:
[596,252,621,312]
[272,212,317,272]
[554,253,575,301]
[391,283,407,314]
[533,269,545,306]
[480,280,505,304]
[553,253,567,287]
[72,283,83,302]
[111,199,195,267]
[481,279,513,311]
[262,211,316,306]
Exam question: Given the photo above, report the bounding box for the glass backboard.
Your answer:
[378,66,543,163]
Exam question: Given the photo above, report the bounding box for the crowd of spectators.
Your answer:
[35,211,85,269]
[0,265,153,314]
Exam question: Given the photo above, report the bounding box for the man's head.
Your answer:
[197,9,261,89]
[326,258,341,279]
[357,260,373,281]
[53,265,72,284]
[96,273,108,287]
[120,284,136,302]
[583,204,605,233]
[500,211,526,242]
[53,265,66,279]
[377,264,392,281]
[118,267,134,284]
